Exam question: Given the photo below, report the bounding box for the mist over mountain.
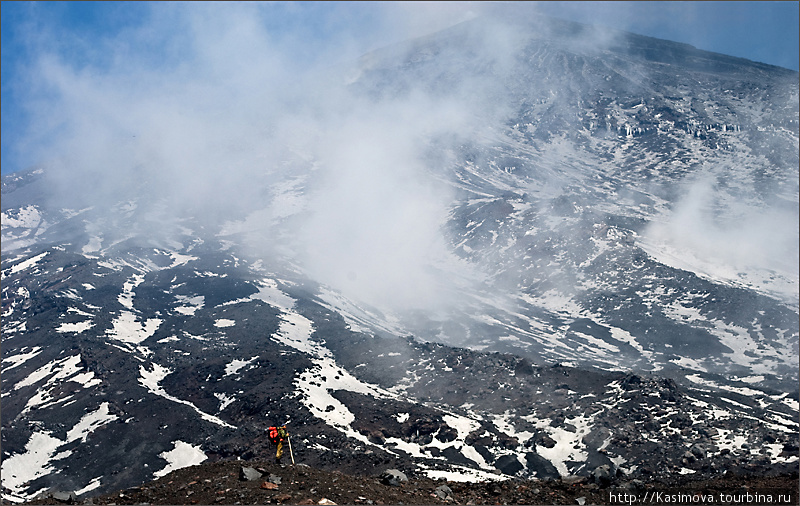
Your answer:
[2,13,798,502]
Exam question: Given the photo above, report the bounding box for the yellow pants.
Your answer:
[276,441,283,460]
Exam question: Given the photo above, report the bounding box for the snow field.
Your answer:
[0,403,117,502]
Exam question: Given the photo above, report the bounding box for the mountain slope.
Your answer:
[2,15,798,502]
[341,15,800,387]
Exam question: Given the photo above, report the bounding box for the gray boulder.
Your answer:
[435,484,453,500]
[51,491,78,504]
[690,444,707,459]
[591,465,613,487]
[380,469,408,487]
[239,466,263,481]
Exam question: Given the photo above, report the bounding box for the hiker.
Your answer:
[268,425,289,463]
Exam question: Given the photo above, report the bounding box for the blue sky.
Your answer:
[2,1,799,176]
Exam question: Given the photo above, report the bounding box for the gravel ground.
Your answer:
[26,459,798,505]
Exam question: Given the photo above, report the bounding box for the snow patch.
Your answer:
[248,278,296,311]
[154,441,207,479]
[2,347,42,371]
[443,414,481,441]
[214,392,236,412]
[107,311,162,345]
[14,354,100,391]
[119,274,145,310]
[8,251,49,276]
[224,357,258,377]
[273,311,325,358]
[422,465,505,482]
[522,413,596,476]
[67,402,118,443]
[2,205,42,229]
[75,477,102,496]
[175,295,204,316]
[0,432,63,502]
[57,320,95,334]
[166,251,197,268]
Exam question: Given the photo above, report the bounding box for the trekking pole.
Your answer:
[287,434,295,465]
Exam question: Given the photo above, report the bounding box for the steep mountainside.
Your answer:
[2,15,798,502]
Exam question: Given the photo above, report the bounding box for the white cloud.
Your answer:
[10,3,516,314]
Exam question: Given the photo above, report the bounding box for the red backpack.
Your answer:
[268,426,284,443]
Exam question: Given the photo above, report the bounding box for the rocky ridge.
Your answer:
[27,460,798,505]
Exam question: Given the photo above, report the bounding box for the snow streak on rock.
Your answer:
[139,364,236,429]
